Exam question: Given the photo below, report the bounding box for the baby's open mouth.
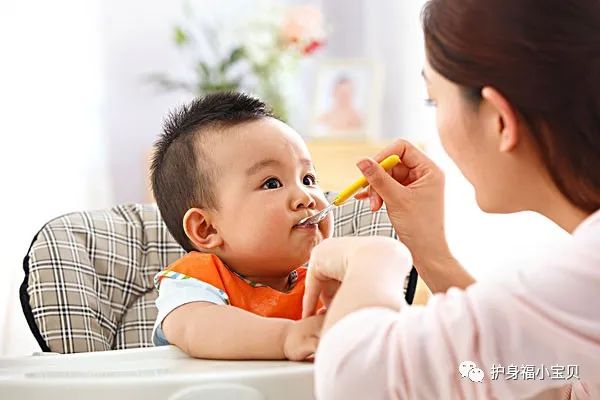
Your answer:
[294,223,317,229]
[294,215,318,227]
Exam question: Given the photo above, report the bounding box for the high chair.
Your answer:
[3,194,417,399]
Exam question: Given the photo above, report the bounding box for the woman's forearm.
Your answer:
[395,220,475,294]
[321,241,476,334]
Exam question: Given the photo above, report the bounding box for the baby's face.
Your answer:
[207,118,333,277]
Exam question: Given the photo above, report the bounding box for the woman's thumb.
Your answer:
[356,157,403,201]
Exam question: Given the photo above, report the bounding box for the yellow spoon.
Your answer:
[297,155,401,226]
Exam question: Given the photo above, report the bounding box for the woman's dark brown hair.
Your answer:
[422,0,600,212]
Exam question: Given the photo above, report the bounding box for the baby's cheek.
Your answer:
[255,207,289,237]
[234,206,276,240]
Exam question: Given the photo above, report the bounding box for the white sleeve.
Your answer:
[152,277,229,346]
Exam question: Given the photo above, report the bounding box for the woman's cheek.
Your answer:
[437,108,461,162]
[436,108,450,150]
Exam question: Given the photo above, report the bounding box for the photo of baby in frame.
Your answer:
[310,59,383,140]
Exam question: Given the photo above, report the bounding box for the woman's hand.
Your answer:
[355,140,447,264]
[355,139,474,292]
[302,237,413,319]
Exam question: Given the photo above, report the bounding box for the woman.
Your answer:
[302,0,600,398]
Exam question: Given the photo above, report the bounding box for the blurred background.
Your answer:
[0,0,569,356]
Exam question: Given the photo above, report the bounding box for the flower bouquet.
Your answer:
[150,2,326,122]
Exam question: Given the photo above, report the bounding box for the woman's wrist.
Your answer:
[411,237,452,269]
[411,243,475,293]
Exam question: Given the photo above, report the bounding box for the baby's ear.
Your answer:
[182,208,223,251]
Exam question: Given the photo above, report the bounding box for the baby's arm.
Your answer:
[162,301,323,360]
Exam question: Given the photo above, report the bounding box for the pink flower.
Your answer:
[280,5,325,53]
[302,39,324,55]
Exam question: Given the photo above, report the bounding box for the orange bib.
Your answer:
[157,252,319,320]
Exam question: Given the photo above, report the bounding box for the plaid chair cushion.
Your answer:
[20,193,417,353]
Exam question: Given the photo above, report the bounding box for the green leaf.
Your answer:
[174,26,188,46]
[145,73,195,93]
[228,47,245,64]
[218,47,246,74]
[197,62,212,80]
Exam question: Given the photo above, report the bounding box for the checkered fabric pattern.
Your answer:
[20,193,417,353]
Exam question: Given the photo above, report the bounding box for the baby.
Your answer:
[150,92,333,360]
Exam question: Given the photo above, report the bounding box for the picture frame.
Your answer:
[309,59,383,140]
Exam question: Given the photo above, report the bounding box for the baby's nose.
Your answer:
[292,189,316,210]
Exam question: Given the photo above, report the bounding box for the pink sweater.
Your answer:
[315,210,600,399]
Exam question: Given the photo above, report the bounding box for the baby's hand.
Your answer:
[283,314,325,361]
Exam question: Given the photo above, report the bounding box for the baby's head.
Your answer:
[151,92,333,279]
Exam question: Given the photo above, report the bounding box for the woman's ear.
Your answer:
[481,87,520,152]
[183,208,223,251]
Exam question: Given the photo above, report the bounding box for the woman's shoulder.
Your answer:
[573,209,600,250]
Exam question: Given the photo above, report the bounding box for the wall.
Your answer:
[100,0,193,204]
[0,0,113,356]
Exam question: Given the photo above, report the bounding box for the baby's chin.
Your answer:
[268,244,317,269]
[240,235,324,271]
[288,245,315,266]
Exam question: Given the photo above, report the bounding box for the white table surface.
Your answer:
[0,345,315,400]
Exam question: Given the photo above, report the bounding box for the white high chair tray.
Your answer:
[0,346,314,400]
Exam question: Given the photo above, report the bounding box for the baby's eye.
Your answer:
[303,174,317,186]
[262,178,282,189]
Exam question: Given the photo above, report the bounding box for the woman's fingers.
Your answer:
[374,138,429,170]
[303,239,355,318]
[302,272,340,318]
[354,190,369,200]
[354,155,412,210]
[302,269,322,318]
[356,157,408,202]
[369,186,384,211]
[354,140,440,212]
